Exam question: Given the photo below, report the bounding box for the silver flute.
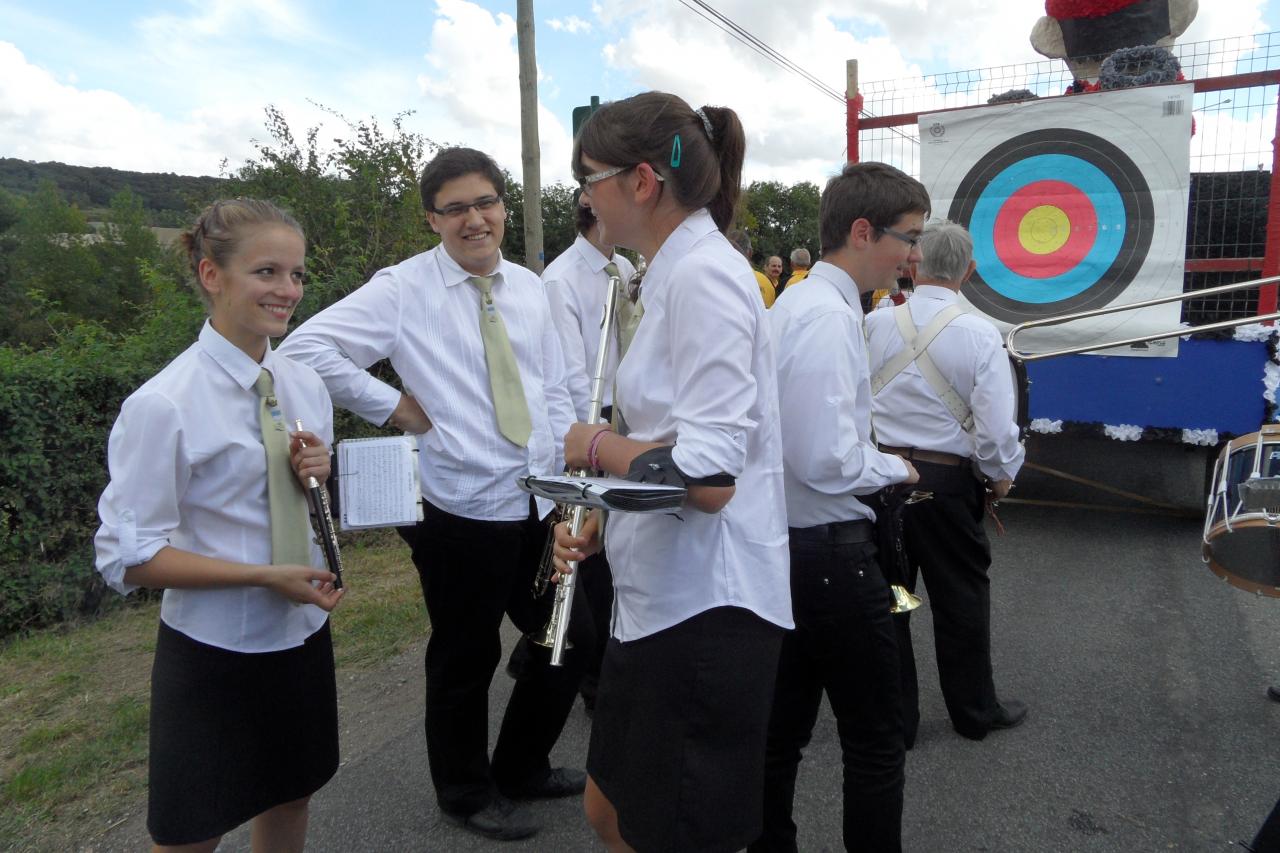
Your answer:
[530,268,622,666]
[294,419,344,589]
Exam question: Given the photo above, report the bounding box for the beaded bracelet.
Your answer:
[587,428,612,471]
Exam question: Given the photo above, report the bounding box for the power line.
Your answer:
[673,0,920,147]
[676,0,843,104]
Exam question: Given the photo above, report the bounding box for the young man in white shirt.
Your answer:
[752,161,925,853]
[279,147,588,842]
[542,199,636,422]
[865,221,1027,745]
[538,199,636,712]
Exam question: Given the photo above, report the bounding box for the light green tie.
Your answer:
[610,263,645,360]
[609,263,644,434]
[254,369,313,566]
[469,275,533,447]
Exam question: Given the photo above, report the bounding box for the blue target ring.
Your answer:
[970,154,1126,303]
[948,128,1154,322]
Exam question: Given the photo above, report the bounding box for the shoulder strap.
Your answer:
[870,303,975,432]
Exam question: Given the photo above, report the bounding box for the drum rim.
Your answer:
[1202,516,1280,598]
[1201,549,1280,597]
[1225,425,1280,454]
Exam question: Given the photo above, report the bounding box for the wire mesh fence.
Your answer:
[856,33,1280,324]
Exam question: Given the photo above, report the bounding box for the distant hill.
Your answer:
[0,158,227,226]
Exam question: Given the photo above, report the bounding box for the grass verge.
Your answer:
[0,530,424,851]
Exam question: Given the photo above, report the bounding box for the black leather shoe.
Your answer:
[1268,685,1280,703]
[443,796,538,841]
[501,767,588,800]
[505,638,534,680]
[989,699,1028,730]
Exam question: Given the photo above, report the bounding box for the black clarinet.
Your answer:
[294,419,344,589]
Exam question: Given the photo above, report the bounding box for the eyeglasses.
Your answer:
[430,195,503,218]
[578,164,664,194]
[876,227,923,249]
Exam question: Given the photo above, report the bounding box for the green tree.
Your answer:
[505,178,579,268]
[4,181,102,346]
[225,106,437,323]
[0,190,22,342]
[95,189,164,321]
[743,180,821,274]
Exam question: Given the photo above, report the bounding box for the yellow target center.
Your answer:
[1018,205,1071,255]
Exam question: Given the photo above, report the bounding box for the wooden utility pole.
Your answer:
[846,59,860,165]
[516,0,544,272]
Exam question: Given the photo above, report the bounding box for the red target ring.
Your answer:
[991,180,1098,280]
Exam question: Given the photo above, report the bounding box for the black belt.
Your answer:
[877,444,970,467]
[789,518,875,545]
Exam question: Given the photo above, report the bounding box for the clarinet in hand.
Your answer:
[294,419,344,589]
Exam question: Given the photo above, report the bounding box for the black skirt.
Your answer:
[147,620,339,845]
[587,606,784,853]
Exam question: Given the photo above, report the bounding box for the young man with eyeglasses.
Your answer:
[279,147,589,842]
[752,161,925,853]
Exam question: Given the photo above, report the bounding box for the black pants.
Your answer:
[576,551,613,706]
[1251,797,1280,852]
[897,461,1000,743]
[506,550,613,707]
[752,524,905,853]
[400,499,591,815]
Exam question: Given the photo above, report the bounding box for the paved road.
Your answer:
[97,458,1279,851]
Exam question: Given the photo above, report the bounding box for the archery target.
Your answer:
[950,130,1152,321]
[920,85,1191,356]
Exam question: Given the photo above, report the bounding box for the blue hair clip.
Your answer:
[670,134,682,168]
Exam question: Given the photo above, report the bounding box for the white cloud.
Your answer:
[416,0,575,182]
[0,41,254,175]
[0,0,1271,193]
[590,0,1272,183]
[592,0,932,183]
[547,16,592,34]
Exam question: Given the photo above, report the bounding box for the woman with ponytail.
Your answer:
[553,92,792,852]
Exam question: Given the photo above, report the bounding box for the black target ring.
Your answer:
[949,128,1154,324]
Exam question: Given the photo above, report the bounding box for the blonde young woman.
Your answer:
[95,199,342,852]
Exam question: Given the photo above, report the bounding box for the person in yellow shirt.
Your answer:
[785,248,811,287]
[757,268,777,308]
[728,229,776,308]
[765,256,784,295]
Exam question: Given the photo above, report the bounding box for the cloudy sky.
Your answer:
[0,0,1275,186]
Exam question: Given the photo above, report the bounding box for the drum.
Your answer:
[1202,425,1280,597]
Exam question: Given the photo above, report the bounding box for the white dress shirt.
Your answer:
[605,208,793,641]
[95,322,333,653]
[770,262,911,527]
[865,284,1025,483]
[542,234,637,420]
[278,246,577,521]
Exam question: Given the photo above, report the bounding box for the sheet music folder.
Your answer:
[517,475,686,513]
[333,435,424,530]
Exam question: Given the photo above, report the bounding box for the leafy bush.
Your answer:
[223,106,439,323]
[0,268,203,636]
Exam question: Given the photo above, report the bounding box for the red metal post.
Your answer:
[1260,84,1280,318]
[847,93,863,165]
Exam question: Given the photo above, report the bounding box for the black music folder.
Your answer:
[517,475,686,513]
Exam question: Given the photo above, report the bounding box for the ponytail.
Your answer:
[699,105,745,233]
[573,92,746,234]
